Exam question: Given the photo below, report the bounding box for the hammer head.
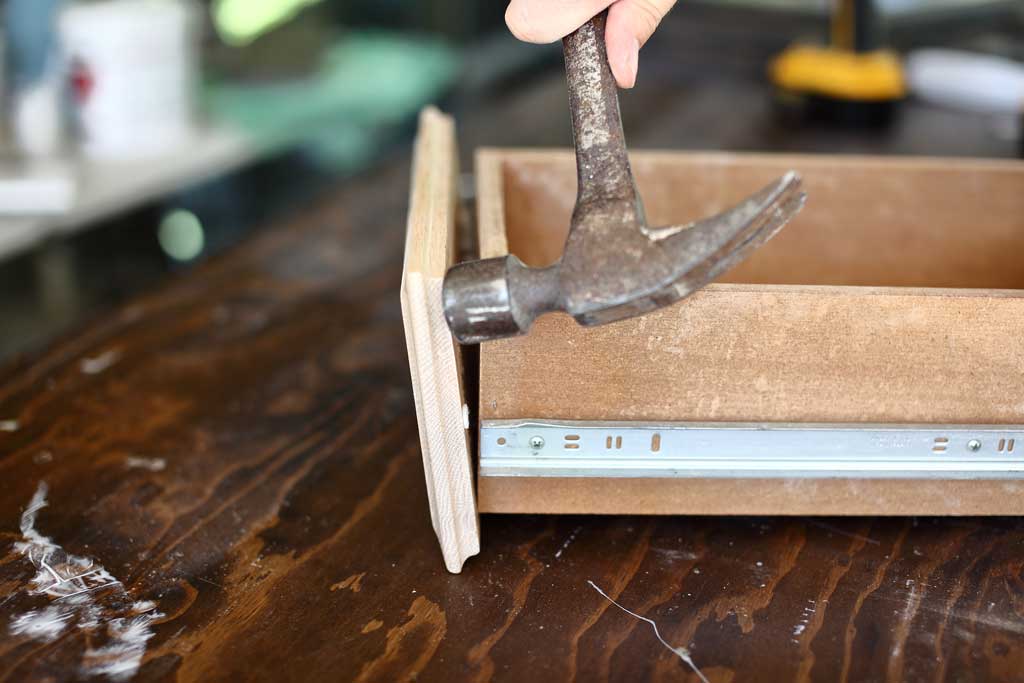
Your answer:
[443,172,806,345]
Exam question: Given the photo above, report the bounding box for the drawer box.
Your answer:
[402,108,1024,573]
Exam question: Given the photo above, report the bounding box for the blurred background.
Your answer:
[0,0,1022,361]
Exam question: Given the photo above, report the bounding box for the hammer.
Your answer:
[443,12,806,345]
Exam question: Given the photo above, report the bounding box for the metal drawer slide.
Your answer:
[480,420,1024,479]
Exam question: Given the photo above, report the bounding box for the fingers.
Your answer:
[606,0,677,87]
[504,0,678,88]
[505,0,615,44]
[608,0,677,49]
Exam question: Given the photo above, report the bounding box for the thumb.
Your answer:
[606,0,678,88]
[505,0,615,44]
[504,0,678,89]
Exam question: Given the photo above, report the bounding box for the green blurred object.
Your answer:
[213,0,326,46]
[206,32,460,170]
[158,210,206,262]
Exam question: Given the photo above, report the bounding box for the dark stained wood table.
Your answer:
[1,72,1023,682]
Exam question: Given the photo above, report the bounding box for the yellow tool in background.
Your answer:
[770,0,906,126]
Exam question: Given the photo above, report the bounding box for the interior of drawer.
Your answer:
[500,153,1024,290]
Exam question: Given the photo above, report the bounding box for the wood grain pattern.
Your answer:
[401,108,479,573]
[1,76,1023,681]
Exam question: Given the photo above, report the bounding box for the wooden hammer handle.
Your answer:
[563,12,642,213]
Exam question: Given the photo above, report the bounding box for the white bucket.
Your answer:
[59,0,200,161]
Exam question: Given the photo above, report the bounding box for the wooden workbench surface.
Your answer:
[2,72,1023,682]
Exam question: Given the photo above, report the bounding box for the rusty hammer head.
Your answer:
[443,14,806,345]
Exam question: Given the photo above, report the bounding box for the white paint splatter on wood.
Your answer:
[792,599,817,643]
[82,606,160,680]
[9,481,163,681]
[588,580,710,683]
[652,548,699,562]
[124,457,166,472]
[80,350,121,375]
[10,605,74,642]
[554,526,583,560]
[890,580,920,659]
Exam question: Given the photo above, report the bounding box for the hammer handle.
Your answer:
[563,13,641,210]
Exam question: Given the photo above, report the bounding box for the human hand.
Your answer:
[505,0,677,89]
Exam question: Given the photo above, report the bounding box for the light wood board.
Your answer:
[478,476,1024,515]
[400,108,478,572]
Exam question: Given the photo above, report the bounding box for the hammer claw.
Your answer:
[650,172,807,303]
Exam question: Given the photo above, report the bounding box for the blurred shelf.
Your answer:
[0,125,265,261]
[0,32,461,264]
